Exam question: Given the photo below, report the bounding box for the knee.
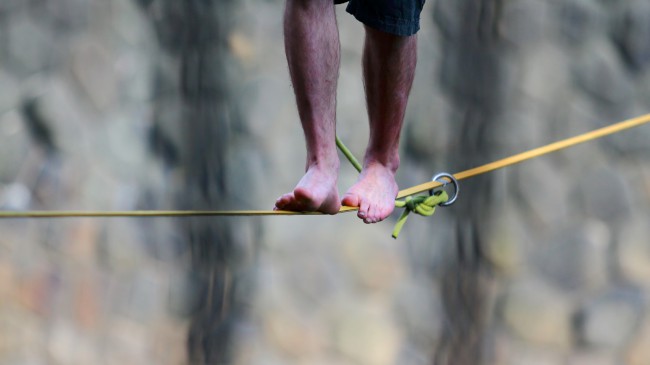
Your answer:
[364,25,417,51]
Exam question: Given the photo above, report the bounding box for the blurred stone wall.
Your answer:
[1,0,650,365]
[422,0,650,364]
[0,0,177,364]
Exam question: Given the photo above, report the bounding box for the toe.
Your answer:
[379,205,394,222]
[358,199,370,222]
[275,194,292,209]
[365,205,377,224]
[293,187,311,201]
[373,207,385,223]
[288,197,308,211]
[293,187,317,210]
[342,193,361,207]
[371,208,381,223]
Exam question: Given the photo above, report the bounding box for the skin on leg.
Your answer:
[275,0,342,214]
[342,26,418,223]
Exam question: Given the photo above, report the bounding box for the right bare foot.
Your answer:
[275,162,341,214]
[341,160,398,224]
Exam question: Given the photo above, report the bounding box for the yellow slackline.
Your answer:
[0,113,649,220]
[397,112,650,198]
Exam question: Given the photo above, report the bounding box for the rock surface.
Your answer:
[0,0,650,364]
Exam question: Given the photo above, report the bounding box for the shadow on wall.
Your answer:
[137,0,261,363]
[429,1,505,364]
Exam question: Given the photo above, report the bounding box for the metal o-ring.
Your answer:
[429,172,459,206]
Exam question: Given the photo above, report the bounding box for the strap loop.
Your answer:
[392,190,449,239]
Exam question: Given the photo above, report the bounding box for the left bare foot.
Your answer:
[341,161,398,224]
[274,160,341,214]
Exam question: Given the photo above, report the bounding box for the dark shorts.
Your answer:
[335,0,425,37]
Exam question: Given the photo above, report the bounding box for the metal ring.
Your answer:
[429,172,459,206]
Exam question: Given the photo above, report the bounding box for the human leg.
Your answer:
[341,26,418,223]
[275,0,342,214]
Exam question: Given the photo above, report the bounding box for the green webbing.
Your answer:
[336,136,449,239]
[335,136,362,173]
[392,191,448,239]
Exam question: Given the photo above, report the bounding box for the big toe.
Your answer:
[293,186,313,202]
[293,187,318,210]
[342,193,361,207]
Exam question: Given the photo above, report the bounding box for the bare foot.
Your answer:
[341,161,398,224]
[275,163,341,214]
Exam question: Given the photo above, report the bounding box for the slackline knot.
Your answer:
[392,190,448,239]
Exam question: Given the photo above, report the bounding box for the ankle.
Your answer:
[363,151,400,173]
[306,154,340,172]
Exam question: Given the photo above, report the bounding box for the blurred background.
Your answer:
[1,0,650,364]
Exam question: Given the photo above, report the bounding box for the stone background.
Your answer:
[1,0,650,364]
